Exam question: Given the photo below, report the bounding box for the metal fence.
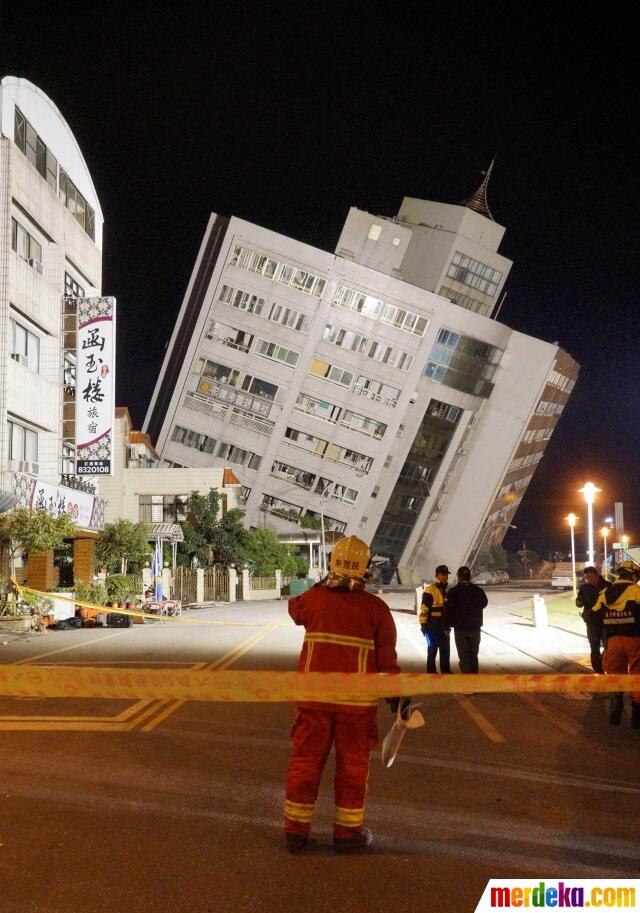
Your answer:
[174,567,197,604]
[203,567,229,602]
[250,576,277,590]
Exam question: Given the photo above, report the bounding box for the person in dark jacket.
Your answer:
[419,565,451,673]
[446,566,488,673]
[592,561,640,727]
[575,566,607,673]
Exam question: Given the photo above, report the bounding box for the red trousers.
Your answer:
[604,636,640,702]
[284,707,378,839]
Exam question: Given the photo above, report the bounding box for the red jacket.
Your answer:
[289,584,400,713]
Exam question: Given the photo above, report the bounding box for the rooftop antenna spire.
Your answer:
[460,158,495,220]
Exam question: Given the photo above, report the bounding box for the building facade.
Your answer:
[0,76,106,583]
[145,186,579,583]
[100,407,241,526]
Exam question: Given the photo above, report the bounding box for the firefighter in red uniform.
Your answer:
[283,536,401,853]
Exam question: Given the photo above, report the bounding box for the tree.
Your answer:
[243,526,300,576]
[178,490,250,567]
[3,509,76,574]
[489,544,509,571]
[96,519,151,574]
[300,514,321,530]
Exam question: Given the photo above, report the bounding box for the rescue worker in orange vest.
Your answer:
[592,560,640,727]
[284,536,402,853]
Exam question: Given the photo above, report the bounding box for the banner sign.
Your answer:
[28,479,96,528]
[76,297,116,475]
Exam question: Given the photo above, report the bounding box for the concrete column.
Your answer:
[532,594,548,627]
[242,568,250,601]
[28,550,57,590]
[228,567,237,603]
[275,569,282,598]
[142,566,152,589]
[73,534,97,585]
[415,586,423,614]
[196,567,205,603]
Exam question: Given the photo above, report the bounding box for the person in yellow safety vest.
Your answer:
[592,560,640,727]
[419,564,452,673]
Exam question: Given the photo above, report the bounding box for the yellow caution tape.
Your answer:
[14,583,287,627]
[0,667,639,702]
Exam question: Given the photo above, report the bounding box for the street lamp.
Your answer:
[601,526,610,573]
[318,483,332,577]
[567,513,578,598]
[621,534,630,560]
[578,482,601,567]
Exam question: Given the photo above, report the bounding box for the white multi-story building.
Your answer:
[145,178,579,583]
[0,76,106,583]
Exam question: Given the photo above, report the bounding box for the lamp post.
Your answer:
[318,483,332,576]
[621,534,630,561]
[601,526,609,574]
[578,482,601,567]
[567,513,578,598]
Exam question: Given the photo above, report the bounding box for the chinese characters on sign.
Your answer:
[29,479,96,528]
[76,297,116,475]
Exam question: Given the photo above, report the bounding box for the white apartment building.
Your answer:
[145,180,579,583]
[0,76,106,579]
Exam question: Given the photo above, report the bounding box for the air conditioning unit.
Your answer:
[28,258,44,275]
[10,353,29,367]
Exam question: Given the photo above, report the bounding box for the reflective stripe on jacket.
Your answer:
[289,584,400,712]
[593,581,640,638]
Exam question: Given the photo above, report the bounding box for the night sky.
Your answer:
[2,5,637,558]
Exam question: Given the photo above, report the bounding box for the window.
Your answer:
[366,341,414,371]
[446,252,503,297]
[427,399,461,423]
[59,170,95,241]
[195,357,240,387]
[284,428,373,473]
[380,304,429,336]
[547,369,576,393]
[8,420,38,464]
[354,376,400,406]
[340,410,387,439]
[269,303,311,333]
[217,441,262,470]
[330,484,358,504]
[368,224,382,240]
[256,338,299,367]
[229,245,326,297]
[371,486,380,499]
[271,460,315,489]
[11,218,43,267]
[171,425,217,453]
[295,393,341,423]
[205,320,254,353]
[534,400,564,417]
[14,106,58,192]
[241,374,284,403]
[322,324,368,354]
[9,318,40,373]
[260,494,303,522]
[218,284,265,315]
[424,328,502,397]
[334,285,383,319]
[65,271,85,298]
[139,495,189,524]
[307,359,354,388]
[438,285,491,316]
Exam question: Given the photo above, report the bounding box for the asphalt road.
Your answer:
[0,590,638,913]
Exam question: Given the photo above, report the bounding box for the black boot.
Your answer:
[333,827,373,853]
[609,693,624,726]
[631,702,640,729]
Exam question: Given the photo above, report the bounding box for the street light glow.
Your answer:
[578,482,601,566]
[566,512,578,528]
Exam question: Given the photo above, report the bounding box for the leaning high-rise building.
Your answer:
[145,171,579,582]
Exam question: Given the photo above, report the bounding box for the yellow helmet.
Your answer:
[326,536,371,590]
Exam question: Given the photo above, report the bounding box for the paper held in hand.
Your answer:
[381,704,425,768]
